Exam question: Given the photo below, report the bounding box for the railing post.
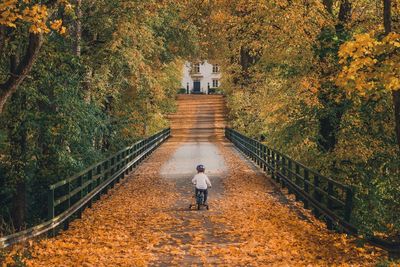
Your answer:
[313,174,322,217]
[304,169,310,209]
[110,156,114,176]
[79,175,84,200]
[64,181,71,231]
[327,181,334,230]
[125,149,130,175]
[250,139,254,161]
[104,160,110,194]
[276,153,281,183]
[295,163,300,201]
[287,159,293,194]
[78,175,84,218]
[133,143,138,168]
[271,150,275,180]
[48,188,55,221]
[254,141,258,164]
[254,140,257,162]
[242,136,247,156]
[87,170,93,208]
[129,148,133,172]
[119,152,122,171]
[249,139,253,160]
[141,140,145,159]
[48,188,55,237]
[262,145,267,172]
[117,154,123,183]
[344,187,354,223]
[137,142,141,161]
[111,156,116,188]
[281,156,286,188]
[95,164,101,200]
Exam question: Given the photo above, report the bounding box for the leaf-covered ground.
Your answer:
[2,95,386,266]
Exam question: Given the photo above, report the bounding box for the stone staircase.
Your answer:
[168,95,227,142]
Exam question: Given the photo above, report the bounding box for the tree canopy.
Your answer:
[0,0,399,244]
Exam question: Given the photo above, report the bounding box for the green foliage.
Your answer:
[177,88,187,94]
[0,0,198,231]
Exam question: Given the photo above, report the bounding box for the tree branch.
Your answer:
[0,33,43,113]
[0,26,5,57]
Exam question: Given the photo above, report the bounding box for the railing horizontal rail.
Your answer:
[0,128,171,248]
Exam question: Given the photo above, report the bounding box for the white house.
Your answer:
[181,61,221,94]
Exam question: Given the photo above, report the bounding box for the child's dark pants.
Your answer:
[195,188,208,203]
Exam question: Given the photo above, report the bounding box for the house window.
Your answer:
[212,79,219,88]
[193,63,200,73]
[212,64,220,73]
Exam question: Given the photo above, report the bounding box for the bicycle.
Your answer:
[189,189,209,210]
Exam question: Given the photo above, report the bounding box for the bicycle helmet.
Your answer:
[196,164,205,172]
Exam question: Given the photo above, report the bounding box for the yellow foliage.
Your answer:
[0,1,67,34]
[338,32,400,95]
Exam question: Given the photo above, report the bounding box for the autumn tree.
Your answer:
[205,0,400,236]
[338,0,400,150]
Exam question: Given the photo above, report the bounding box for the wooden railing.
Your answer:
[0,128,170,248]
[225,127,356,233]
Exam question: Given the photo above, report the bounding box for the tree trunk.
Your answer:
[317,1,353,152]
[0,26,5,56]
[11,182,26,231]
[74,0,82,57]
[0,33,43,113]
[323,0,333,14]
[338,0,352,24]
[383,0,399,149]
[393,91,400,150]
[10,93,28,231]
[102,96,113,152]
[239,46,259,87]
[384,0,392,35]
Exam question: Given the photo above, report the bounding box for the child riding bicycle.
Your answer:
[191,164,212,204]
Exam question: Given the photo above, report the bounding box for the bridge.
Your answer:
[0,95,387,265]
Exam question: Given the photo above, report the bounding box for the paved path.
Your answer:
[10,95,383,266]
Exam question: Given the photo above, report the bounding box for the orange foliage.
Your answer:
[0,0,66,34]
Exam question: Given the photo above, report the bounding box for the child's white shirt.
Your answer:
[191,173,212,189]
